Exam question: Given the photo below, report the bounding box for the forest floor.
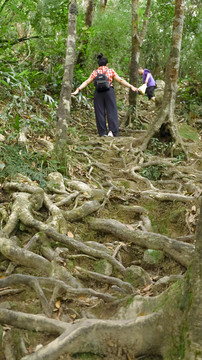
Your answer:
[0,88,201,360]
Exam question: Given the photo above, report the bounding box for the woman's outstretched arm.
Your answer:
[114,75,138,92]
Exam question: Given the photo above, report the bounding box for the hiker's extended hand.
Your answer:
[71,88,80,95]
[131,86,139,92]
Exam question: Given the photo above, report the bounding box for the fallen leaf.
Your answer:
[126,224,134,230]
[3,325,12,331]
[142,284,153,292]
[55,300,61,309]
[137,312,147,317]
[67,231,74,238]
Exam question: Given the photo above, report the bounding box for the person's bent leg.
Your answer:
[105,87,119,137]
[146,86,156,101]
[94,91,108,136]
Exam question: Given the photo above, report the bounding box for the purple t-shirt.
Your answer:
[143,69,156,87]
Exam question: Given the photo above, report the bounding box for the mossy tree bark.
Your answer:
[184,199,202,359]
[140,0,186,154]
[56,0,77,147]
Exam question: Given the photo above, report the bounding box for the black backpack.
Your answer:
[94,69,111,92]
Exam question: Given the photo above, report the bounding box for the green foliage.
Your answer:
[180,1,202,79]
[0,144,43,186]
[71,92,92,109]
[93,260,108,275]
[140,1,201,81]
[141,164,167,181]
[84,4,132,74]
[0,64,58,140]
[177,79,202,123]
[0,0,200,109]
[147,138,171,156]
[126,295,135,306]
[132,117,147,130]
[0,144,69,187]
[140,0,174,73]
[178,124,199,141]
[0,0,69,101]
[173,152,186,163]
[143,201,187,237]
[73,353,102,360]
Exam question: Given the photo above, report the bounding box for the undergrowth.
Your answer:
[140,164,167,181]
[0,144,68,188]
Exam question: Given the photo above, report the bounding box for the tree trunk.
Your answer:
[76,0,94,65]
[56,0,78,147]
[140,0,185,153]
[126,0,152,125]
[185,199,202,358]
[85,0,94,27]
[100,0,107,12]
[129,0,152,106]
[129,0,139,109]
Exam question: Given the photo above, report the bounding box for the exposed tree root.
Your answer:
[89,218,194,267]
[0,308,68,334]
[0,123,201,359]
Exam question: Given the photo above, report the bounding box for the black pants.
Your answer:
[146,86,156,100]
[94,87,119,137]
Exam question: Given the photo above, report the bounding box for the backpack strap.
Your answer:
[104,69,112,86]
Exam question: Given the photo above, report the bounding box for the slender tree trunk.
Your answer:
[125,0,152,125]
[76,0,94,65]
[140,0,185,153]
[129,0,152,107]
[129,0,139,108]
[56,0,78,147]
[85,0,94,27]
[100,0,107,12]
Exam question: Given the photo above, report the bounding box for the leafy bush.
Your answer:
[141,164,167,181]
[147,138,171,156]
[84,5,132,75]
[0,144,70,188]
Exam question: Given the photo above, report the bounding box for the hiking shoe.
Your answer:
[108,131,114,137]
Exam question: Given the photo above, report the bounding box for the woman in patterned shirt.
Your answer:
[72,53,138,137]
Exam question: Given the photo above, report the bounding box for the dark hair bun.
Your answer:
[97,53,103,59]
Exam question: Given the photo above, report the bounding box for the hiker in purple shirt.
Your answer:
[138,67,156,101]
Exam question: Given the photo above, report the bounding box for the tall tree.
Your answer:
[85,0,94,27]
[139,0,186,155]
[126,0,152,125]
[100,0,107,12]
[76,0,95,65]
[56,0,78,147]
